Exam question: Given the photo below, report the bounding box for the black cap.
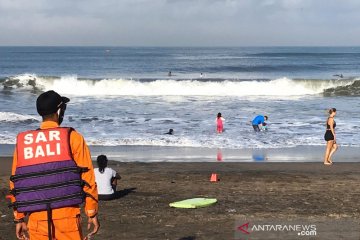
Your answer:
[36,90,70,116]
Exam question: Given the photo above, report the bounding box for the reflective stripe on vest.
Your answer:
[11,127,85,213]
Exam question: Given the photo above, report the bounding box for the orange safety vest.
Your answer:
[10,127,87,213]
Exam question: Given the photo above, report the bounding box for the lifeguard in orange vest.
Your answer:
[9,90,100,240]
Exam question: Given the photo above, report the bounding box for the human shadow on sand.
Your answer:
[178,237,196,240]
[99,188,137,201]
[115,187,137,199]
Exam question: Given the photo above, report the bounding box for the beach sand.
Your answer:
[1,157,360,239]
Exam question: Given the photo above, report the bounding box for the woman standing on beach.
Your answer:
[324,108,338,165]
[216,112,225,133]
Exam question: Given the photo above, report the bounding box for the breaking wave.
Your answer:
[0,74,357,97]
[324,80,360,96]
[0,112,39,123]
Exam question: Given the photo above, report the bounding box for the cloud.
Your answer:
[0,0,359,46]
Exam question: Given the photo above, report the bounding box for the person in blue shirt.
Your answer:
[252,115,268,132]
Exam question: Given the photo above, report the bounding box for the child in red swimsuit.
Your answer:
[216,112,225,133]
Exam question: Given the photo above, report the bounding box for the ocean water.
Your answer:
[1,47,360,150]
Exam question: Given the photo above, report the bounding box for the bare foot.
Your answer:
[324,162,333,166]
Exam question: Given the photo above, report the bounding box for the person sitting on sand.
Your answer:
[324,108,338,165]
[216,112,225,133]
[252,115,268,132]
[94,155,121,200]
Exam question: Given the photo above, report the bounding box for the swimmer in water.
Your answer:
[165,129,174,135]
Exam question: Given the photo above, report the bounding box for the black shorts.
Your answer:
[324,130,334,141]
[252,125,260,132]
[98,193,116,201]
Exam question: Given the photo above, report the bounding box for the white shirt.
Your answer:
[94,167,117,195]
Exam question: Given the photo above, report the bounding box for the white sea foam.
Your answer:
[0,134,15,144]
[32,75,353,97]
[86,137,202,148]
[83,133,328,149]
[0,112,39,123]
[3,74,37,89]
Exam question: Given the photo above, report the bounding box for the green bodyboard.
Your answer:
[169,198,217,209]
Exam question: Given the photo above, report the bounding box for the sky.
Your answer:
[0,0,359,46]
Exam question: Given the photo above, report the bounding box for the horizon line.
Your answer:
[1,45,360,48]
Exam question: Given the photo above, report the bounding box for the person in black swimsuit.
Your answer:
[324,108,338,165]
[324,120,336,141]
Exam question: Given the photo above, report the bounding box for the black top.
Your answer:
[326,118,336,130]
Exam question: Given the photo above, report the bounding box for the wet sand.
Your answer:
[1,157,360,239]
[2,144,360,162]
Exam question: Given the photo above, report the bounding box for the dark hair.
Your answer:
[42,112,57,121]
[217,112,222,118]
[264,115,268,120]
[329,108,336,114]
[97,155,108,173]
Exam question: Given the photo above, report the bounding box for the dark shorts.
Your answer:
[98,184,117,201]
[324,130,334,141]
[252,125,260,132]
[98,193,116,201]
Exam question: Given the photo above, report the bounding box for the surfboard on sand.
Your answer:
[169,198,217,209]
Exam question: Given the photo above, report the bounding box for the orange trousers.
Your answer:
[27,215,83,240]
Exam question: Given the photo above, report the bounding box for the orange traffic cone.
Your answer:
[210,173,219,182]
